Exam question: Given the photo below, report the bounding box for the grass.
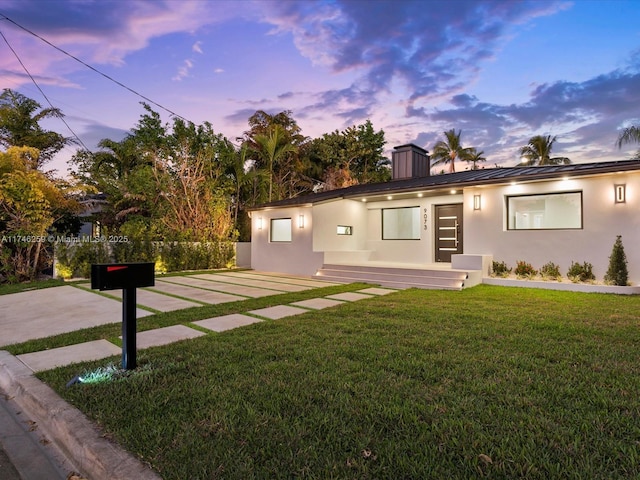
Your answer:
[0,278,65,295]
[35,285,640,478]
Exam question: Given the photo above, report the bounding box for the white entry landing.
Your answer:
[314,257,489,290]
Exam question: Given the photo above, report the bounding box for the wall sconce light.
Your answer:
[298,214,305,228]
[473,194,482,211]
[615,184,626,204]
[258,217,263,230]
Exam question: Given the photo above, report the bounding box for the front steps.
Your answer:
[314,264,481,290]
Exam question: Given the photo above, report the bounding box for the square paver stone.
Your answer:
[325,292,374,302]
[357,287,397,295]
[290,298,345,310]
[193,314,263,332]
[248,305,309,320]
[17,340,121,373]
[133,325,205,349]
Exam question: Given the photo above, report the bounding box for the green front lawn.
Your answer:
[40,286,640,479]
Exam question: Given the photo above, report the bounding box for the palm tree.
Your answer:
[461,148,486,170]
[617,126,640,148]
[431,129,472,173]
[518,135,570,166]
[254,124,298,202]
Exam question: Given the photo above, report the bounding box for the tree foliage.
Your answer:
[461,148,486,170]
[0,89,69,168]
[431,129,473,173]
[518,135,571,166]
[307,120,388,190]
[0,147,81,282]
[604,235,629,286]
[72,104,235,242]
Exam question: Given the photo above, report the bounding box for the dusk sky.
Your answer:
[1,0,639,175]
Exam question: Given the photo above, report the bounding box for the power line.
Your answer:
[0,13,242,150]
[0,27,90,152]
[0,13,188,122]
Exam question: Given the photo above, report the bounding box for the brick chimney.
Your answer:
[391,144,430,180]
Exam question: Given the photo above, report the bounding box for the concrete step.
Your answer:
[314,264,469,290]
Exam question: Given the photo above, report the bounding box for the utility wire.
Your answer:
[0,13,188,122]
[0,27,90,152]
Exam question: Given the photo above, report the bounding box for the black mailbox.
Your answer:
[91,262,155,291]
[91,262,155,370]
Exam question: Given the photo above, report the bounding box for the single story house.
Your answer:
[249,144,640,289]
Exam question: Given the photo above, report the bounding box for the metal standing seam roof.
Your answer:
[252,159,640,209]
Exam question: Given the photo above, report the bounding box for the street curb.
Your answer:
[0,351,161,480]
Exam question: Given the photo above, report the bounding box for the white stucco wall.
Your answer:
[464,173,640,284]
[312,199,368,252]
[364,194,463,264]
[250,206,324,276]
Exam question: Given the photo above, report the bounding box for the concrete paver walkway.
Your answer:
[2,272,400,373]
[17,340,121,373]
[0,286,152,346]
[193,314,263,332]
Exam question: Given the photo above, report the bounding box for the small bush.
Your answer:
[491,261,511,278]
[567,261,595,283]
[604,235,629,286]
[539,262,561,281]
[514,261,537,278]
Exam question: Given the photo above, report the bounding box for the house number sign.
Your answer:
[423,208,428,231]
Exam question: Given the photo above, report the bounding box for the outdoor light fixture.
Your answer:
[473,194,482,210]
[450,189,456,194]
[298,214,305,228]
[258,217,263,230]
[615,184,626,204]
[387,195,393,200]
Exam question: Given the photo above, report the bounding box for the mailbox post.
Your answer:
[91,263,155,370]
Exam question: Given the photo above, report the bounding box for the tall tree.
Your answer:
[241,110,307,201]
[308,120,388,191]
[617,126,640,147]
[72,105,235,241]
[254,124,298,202]
[461,148,486,170]
[518,135,570,166]
[617,126,640,159]
[431,129,472,173]
[0,89,69,168]
[0,147,80,282]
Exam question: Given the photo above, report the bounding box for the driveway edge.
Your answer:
[0,351,161,480]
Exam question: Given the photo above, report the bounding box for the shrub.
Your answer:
[514,260,537,278]
[539,262,561,281]
[567,261,596,283]
[604,235,629,286]
[491,261,511,278]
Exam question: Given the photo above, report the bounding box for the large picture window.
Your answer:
[270,218,292,242]
[507,192,582,230]
[382,206,420,239]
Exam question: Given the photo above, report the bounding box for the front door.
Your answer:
[435,204,463,262]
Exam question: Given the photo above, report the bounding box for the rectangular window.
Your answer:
[337,225,353,235]
[382,206,420,239]
[507,192,582,230]
[270,218,292,242]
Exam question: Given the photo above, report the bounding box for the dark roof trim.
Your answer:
[251,159,640,210]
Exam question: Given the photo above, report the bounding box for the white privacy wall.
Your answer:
[463,172,640,284]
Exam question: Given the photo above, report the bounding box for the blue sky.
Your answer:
[0,0,639,174]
